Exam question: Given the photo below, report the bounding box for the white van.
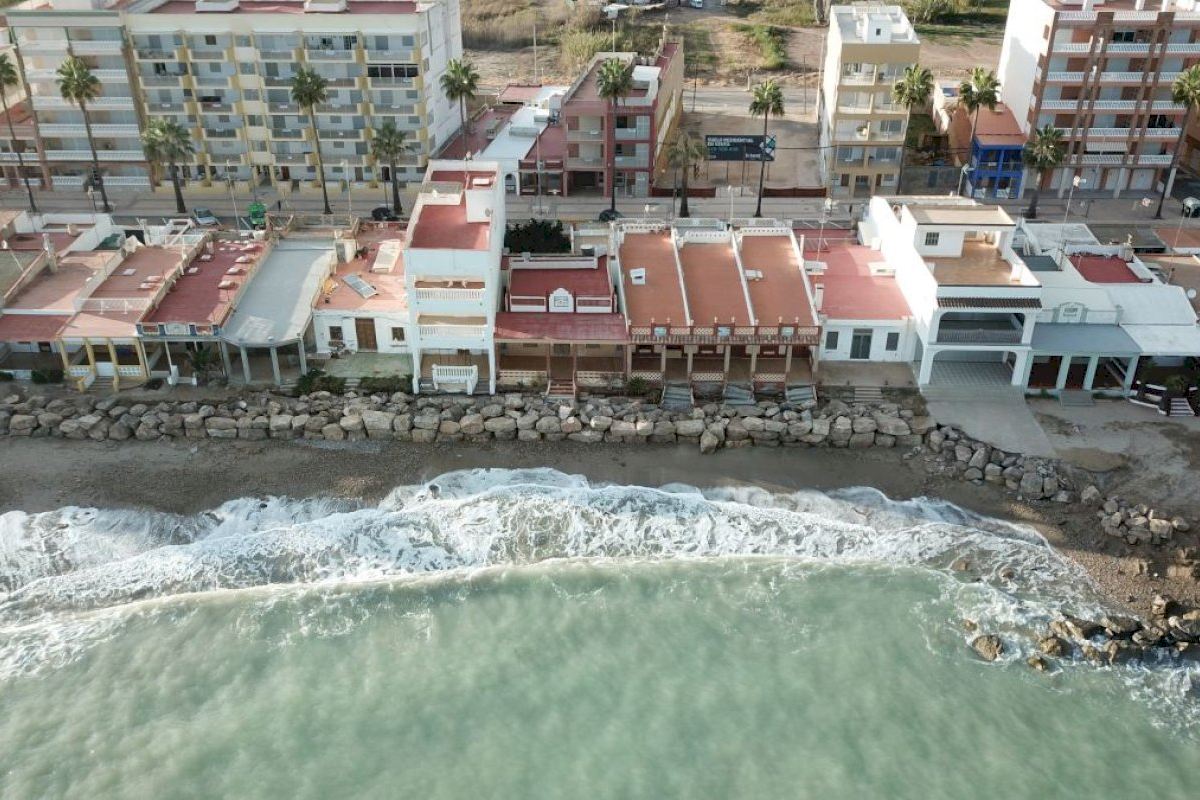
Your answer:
[690,0,704,8]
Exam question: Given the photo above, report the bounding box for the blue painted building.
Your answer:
[965,105,1026,200]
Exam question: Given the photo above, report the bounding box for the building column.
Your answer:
[269,346,281,386]
[749,349,758,374]
[1055,354,1073,391]
[488,346,496,394]
[1011,350,1033,388]
[659,348,666,373]
[917,349,936,385]
[107,340,120,391]
[219,340,232,377]
[297,340,307,375]
[784,345,793,375]
[686,350,694,375]
[411,349,422,394]
[240,346,252,384]
[625,346,632,376]
[723,346,731,372]
[1083,355,1099,391]
[1122,355,1140,395]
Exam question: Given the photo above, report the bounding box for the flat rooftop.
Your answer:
[0,312,70,343]
[833,5,919,44]
[738,235,816,327]
[678,241,751,326]
[90,245,180,300]
[145,239,266,326]
[811,241,912,321]
[508,258,611,299]
[407,203,489,251]
[619,231,687,327]
[221,240,333,346]
[929,241,1038,287]
[4,251,111,312]
[1147,255,1200,313]
[1069,254,1145,284]
[908,206,1013,227]
[570,55,650,103]
[60,309,142,340]
[143,1,419,14]
[321,235,407,313]
[971,105,1024,148]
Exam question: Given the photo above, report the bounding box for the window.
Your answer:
[244,90,260,102]
[329,325,344,342]
[391,327,405,342]
[239,63,255,75]
[825,331,839,351]
[236,35,251,47]
[924,231,940,247]
[204,35,217,46]
[885,332,900,351]
[1111,30,1136,43]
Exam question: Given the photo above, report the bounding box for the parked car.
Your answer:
[598,208,622,222]
[371,206,399,222]
[192,207,220,227]
[689,0,704,8]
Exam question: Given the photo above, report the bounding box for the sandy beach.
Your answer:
[2,436,1196,618]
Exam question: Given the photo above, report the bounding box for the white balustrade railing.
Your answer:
[414,287,485,303]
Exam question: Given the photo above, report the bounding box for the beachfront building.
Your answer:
[558,41,684,199]
[493,248,627,399]
[400,159,504,394]
[818,4,920,200]
[861,196,1042,388]
[4,0,463,194]
[947,103,1027,200]
[997,0,1200,198]
[614,220,821,403]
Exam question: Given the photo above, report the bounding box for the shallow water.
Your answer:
[0,469,1196,799]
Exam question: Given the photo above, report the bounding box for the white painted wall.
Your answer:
[819,319,915,361]
[997,0,1054,137]
[312,311,413,357]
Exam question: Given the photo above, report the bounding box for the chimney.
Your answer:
[41,233,58,273]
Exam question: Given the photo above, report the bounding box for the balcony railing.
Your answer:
[270,129,305,139]
[39,123,140,136]
[413,287,485,303]
[259,49,299,61]
[140,74,188,87]
[935,326,1023,344]
[613,155,647,167]
[628,324,820,345]
[364,49,416,62]
[615,127,649,140]
[71,40,124,55]
[45,149,145,162]
[205,128,240,139]
[567,128,604,142]
[1058,126,1182,139]
[418,324,488,340]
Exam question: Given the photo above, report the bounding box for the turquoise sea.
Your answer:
[0,469,1196,799]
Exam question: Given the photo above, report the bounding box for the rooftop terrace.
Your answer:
[677,241,751,326]
[619,230,687,327]
[145,238,266,326]
[810,240,912,321]
[738,234,816,327]
[928,241,1038,287]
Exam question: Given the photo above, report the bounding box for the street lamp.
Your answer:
[342,160,352,219]
[225,161,241,232]
[725,184,742,225]
[956,163,975,197]
[816,197,837,253]
[1064,174,1085,225]
[85,186,97,216]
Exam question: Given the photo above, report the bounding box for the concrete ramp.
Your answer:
[924,393,1057,457]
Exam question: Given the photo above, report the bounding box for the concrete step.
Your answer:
[1168,398,1195,417]
[661,382,693,410]
[1059,390,1095,407]
[786,383,817,405]
[920,384,1025,402]
[853,386,883,404]
[546,380,575,400]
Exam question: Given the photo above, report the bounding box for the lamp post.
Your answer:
[725,184,741,225]
[816,197,836,253]
[956,163,974,197]
[342,160,352,219]
[1064,174,1085,225]
[226,161,240,232]
[85,186,97,216]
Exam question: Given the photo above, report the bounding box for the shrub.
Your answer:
[904,0,962,24]
[560,29,609,72]
[734,24,789,71]
[296,369,347,395]
[505,219,571,254]
[31,368,64,384]
[144,378,164,390]
[625,376,649,397]
[1164,374,1192,396]
[0,370,13,381]
[358,375,411,394]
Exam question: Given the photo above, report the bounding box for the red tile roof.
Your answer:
[408,203,489,250]
[494,312,627,342]
[0,313,70,342]
[739,235,816,327]
[146,240,265,325]
[1070,254,1144,284]
[814,242,912,321]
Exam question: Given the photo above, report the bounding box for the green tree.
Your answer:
[291,66,332,215]
[440,58,480,139]
[142,117,194,215]
[892,63,933,192]
[371,120,409,215]
[1156,64,1200,218]
[596,58,633,217]
[957,67,1001,196]
[666,131,707,218]
[1021,125,1064,220]
[56,55,110,212]
[0,54,37,213]
[749,78,784,217]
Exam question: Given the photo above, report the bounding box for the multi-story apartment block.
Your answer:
[999,0,1200,199]
[558,41,683,198]
[818,4,920,199]
[5,0,462,193]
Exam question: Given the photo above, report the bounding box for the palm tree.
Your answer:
[0,54,37,213]
[596,58,633,218]
[1155,64,1200,218]
[56,55,109,212]
[142,117,194,215]
[371,120,409,215]
[440,58,480,139]
[957,67,1001,196]
[1021,125,1065,220]
[291,66,331,214]
[892,63,933,193]
[667,131,706,218]
[749,78,784,217]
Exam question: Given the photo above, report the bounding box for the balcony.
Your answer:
[615,127,649,141]
[187,48,230,61]
[412,287,486,310]
[935,323,1023,345]
[140,74,188,87]
[70,40,124,56]
[136,48,178,60]
[147,100,189,112]
[365,49,416,62]
[1058,127,1182,139]
[315,103,361,114]
[272,152,310,165]
[39,123,140,136]
[204,128,240,139]
[417,322,489,342]
[259,49,299,61]
[32,95,135,111]
[566,156,605,170]
[198,101,234,113]
[319,129,364,140]
[270,129,305,139]
[305,48,355,61]
[1072,153,1174,166]
[195,75,233,87]
[365,76,416,88]
[840,71,877,85]
[44,149,145,162]
[613,154,647,168]
[567,128,604,142]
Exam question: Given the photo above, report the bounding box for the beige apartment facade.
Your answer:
[4,0,463,196]
[818,4,920,200]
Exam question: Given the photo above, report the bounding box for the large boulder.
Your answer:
[361,410,395,437]
[1018,472,1045,499]
[484,416,517,434]
[675,418,705,437]
[970,635,1004,662]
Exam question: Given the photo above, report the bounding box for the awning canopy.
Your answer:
[1123,324,1200,357]
[1031,323,1140,356]
[494,312,628,342]
[0,313,70,342]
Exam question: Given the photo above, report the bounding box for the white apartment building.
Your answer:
[5,0,463,193]
[818,4,920,199]
[401,158,504,395]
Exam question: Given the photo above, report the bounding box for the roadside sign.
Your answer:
[706,134,776,162]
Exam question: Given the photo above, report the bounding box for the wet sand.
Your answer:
[1,438,1195,617]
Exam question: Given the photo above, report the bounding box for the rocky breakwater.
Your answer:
[0,391,938,453]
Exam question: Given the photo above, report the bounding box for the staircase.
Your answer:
[723,382,756,408]
[786,383,817,405]
[660,381,693,411]
[342,377,361,391]
[90,376,116,393]
[1059,390,1095,407]
[545,379,576,401]
[1167,397,1196,417]
[852,386,882,405]
[417,377,436,394]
